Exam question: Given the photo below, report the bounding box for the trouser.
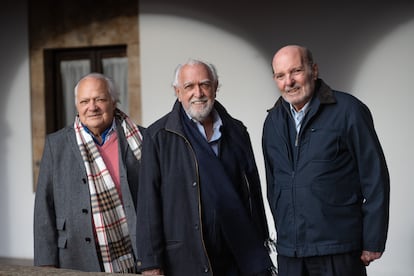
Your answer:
[277,251,367,276]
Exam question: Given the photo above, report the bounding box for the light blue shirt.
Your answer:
[290,102,310,133]
[186,109,222,156]
[82,119,116,146]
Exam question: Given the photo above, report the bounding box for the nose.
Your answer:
[284,73,295,86]
[88,99,98,110]
[194,84,204,97]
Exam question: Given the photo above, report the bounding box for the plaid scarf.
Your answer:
[74,108,142,273]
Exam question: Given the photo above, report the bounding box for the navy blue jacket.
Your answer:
[262,79,390,257]
[136,100,270,275]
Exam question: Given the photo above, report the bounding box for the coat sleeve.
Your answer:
[33,136,58,266]
[262,116,278,231]
[135,130,165,272]
[348,100,390,252]
[242,126,270,242]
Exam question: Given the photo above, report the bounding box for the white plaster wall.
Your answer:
[350,19,414,276]
[0,0,34,259]
[138,12,277,255]
[1,1,414,275]
[138,3,414,276]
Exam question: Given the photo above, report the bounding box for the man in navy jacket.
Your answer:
[136,59,274,275]
[262,45,390,276]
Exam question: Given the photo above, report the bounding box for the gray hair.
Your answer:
[172,59,219,89]
[74,72,120,104]
[302,47,314,67]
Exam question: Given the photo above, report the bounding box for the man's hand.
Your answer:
[142,268,164,275]
[360,250,382,266]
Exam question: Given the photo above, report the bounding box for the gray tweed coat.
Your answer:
[34,120,142,272]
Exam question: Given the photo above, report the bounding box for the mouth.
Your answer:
[88,113,102,119]
[191,99,208,105]
[286,86,300,94]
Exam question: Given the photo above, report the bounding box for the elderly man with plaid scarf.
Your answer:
[34,73,144,273]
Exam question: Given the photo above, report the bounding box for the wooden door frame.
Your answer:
[29,0,141,191]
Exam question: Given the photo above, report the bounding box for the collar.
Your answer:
[290,101,310,117]
[268,78,337,113]
[82,119,116,146]
[184,107,223,142]
[166,99,230,136]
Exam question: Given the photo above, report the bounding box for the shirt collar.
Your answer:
[184,108,222,142]
[82,119,116,146]
[290,101,310,117]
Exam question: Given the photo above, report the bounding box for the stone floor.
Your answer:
[0,257,33,266]
[0,259,140,275]
[0,264,123,275]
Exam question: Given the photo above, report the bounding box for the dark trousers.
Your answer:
[277,252,367,276]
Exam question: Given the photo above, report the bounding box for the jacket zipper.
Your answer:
[243,173,253,215]
[167,129,213,275]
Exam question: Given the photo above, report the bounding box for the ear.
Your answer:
[174,87,182,102]
[312,63,319,80]
[214,80,219,97]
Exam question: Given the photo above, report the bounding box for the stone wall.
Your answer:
[28,0,141,191]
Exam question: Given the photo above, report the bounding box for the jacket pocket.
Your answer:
[56,217,66,230]
[312,185,359,206]
[166,240,182,251]
[311,176,360,206]
[58,236,67,249]
[268,182,281,213]
[308,128,340,161]
[309,155,361,206]
[56,218,67,249]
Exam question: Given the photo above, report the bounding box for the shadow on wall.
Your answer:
[0,0,29,254]
[139,1,271,60]
[138,1,414,275]
[139,0,414,92]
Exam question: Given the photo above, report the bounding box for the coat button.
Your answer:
[194,224,199,230]
[85,237,91,243]
[203,266,209,273]
[82,178,87,184]
[82,209,88,214]
[192,182,197,187]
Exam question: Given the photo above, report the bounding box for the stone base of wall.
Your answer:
[0,263,140,275]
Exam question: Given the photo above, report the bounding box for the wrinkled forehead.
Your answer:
[78,78,109,95]
[179,64,211,82]
[273,48,306,72]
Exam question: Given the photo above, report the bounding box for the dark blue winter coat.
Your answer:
[262,79,390,258]
[136,100,270,275]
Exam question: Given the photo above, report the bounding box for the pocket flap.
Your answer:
[56,218,66,230]
[58,236,67,248]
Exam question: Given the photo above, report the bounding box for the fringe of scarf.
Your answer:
[74,108,142,273]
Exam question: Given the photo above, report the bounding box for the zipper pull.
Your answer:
[295,132,299,147]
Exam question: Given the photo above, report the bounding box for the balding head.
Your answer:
[271,45,318,111]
